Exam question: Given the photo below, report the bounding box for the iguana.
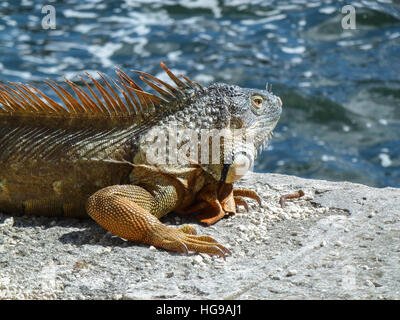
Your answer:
[0,63,284,258]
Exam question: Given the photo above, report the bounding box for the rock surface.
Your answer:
[0,172,399,299]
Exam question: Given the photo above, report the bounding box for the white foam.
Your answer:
[87,43,123,67]
[1,68,32,79]
[74,24,97,33]
[303,71,313,78]
[342,125,350,132]
[242,14,287,25]
[378,153,392,167]
[193,74,214,83]
[321,155,337,162]
[63,9,98,19]
[37,64,68,74]
[178,0,222,18]
[360,44,373,50]
[167,50,182,62]
[319,7,337,14]
[337,40,364,47]
[389,32,400,40]
[281,46,306,54]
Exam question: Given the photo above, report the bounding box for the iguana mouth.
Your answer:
[249,119,279,159]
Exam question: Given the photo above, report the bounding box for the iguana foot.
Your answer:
[177,183,262,225]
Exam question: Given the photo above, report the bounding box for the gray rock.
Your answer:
[0,172,399,299]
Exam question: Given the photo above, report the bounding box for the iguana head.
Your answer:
[133,64,282,184]
[193,83,282,183]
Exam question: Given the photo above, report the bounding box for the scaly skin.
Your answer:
[0,63,282,258]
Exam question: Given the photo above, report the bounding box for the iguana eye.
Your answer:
[251,95,264,109]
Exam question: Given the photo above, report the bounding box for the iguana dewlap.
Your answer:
[0,63,282,258]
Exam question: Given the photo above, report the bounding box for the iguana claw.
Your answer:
[156,226,231,258]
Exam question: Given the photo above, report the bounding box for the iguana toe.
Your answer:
[155,226,231,259]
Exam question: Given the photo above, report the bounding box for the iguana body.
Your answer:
[0,63,282,258]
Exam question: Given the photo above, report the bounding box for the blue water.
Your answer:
[0,0,399,188]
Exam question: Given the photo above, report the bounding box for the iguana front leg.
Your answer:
[177,183,262,225]
[86,184,230,258]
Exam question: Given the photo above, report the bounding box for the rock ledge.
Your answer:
[1,172,399,299]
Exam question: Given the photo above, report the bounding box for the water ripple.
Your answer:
[0,0,399,187]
